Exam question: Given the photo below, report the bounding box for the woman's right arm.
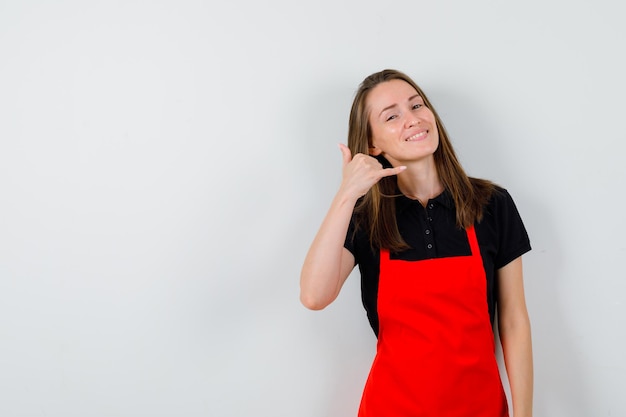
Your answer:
[300,144,405,310]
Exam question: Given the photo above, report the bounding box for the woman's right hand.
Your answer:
[338,143,406,199]
[300,144,406,310]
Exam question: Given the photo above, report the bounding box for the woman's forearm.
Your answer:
[500,313,534,417]
[300,189,357,310]
[497,257,534,417]
[300,145,406,310]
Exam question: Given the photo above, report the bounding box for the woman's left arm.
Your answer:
[497,256,533,417]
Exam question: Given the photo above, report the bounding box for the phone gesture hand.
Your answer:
[338,143,406,199]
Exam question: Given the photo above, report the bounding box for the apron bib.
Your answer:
[358,226,508,417]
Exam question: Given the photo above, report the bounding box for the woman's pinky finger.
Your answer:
[381,165,407,177]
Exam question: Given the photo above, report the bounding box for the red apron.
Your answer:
[358,226,508,417]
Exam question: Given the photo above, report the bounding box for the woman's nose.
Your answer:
[405,115,419,129]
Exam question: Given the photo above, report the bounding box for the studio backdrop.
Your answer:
[1,0,624,416]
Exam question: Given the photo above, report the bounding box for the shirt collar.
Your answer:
[396,188,455,213]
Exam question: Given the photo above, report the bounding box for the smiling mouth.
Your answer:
[405,131,428,141]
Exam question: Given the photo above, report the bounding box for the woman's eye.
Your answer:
[412,103,422,110]
[386,115,397,122]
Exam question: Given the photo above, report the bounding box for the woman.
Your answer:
[300,69,533,417]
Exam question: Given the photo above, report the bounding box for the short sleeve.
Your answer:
[491,188,532,269]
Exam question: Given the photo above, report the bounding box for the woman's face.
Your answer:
[366,79,439,166]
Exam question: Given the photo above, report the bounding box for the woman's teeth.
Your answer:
[406,131,427,141]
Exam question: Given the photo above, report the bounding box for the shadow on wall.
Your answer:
[304,285,376,417]
[523,196,593,416]
[297,77,355,201]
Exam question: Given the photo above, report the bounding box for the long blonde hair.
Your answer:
[348,69,495,251]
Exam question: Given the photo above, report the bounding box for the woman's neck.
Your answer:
[396,159,444,207]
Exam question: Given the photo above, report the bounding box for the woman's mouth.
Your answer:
[405,130,428,141]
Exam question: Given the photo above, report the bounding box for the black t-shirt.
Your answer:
[344,186,531,336]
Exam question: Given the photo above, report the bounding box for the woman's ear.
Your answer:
[369,145,382,156]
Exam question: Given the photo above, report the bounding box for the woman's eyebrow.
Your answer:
[379,94,422,116]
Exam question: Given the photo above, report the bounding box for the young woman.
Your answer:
[300,69,533,417]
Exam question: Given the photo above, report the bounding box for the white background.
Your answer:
[1,1,624,416]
